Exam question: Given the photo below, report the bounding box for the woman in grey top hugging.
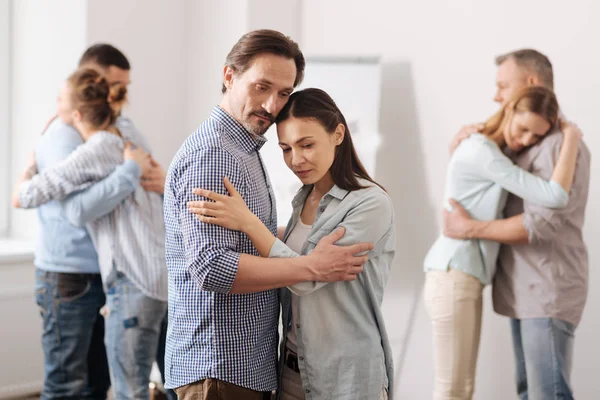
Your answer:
[188,88,394,400]
[423,86,582,400]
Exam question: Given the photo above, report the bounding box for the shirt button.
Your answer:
[319,207,325,213]
[305,389,310,393]
[299,356,304,361]
[296,324,300,329]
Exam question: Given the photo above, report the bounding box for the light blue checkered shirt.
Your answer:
[164,106,279,391]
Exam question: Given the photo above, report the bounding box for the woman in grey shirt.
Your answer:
[188,89,394,400]
[423,86,582,399]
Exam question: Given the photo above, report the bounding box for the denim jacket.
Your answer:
[271,181,395,399]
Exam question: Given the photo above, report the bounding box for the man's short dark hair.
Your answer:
[496,49,554,89]
[222,30,305,93]
[79,44,130,70]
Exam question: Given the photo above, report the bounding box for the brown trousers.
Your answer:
[174,378,272,400]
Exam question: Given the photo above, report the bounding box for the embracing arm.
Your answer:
[465,136,577,209]
[522,136,590,245]
[444,127,585,245]
[445,204,529,245]
[62,160,141,226]
[11,153,38,208]
[270,190,394,295]
[177,149,372,294]
[15,139,114,209]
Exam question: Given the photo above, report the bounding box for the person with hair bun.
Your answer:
[13,67,169,399]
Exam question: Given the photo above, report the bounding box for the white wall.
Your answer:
[10,0,88,240]
[86,0,189,168]
[0,0,10,236]
[300,1,600,399]
[246,0,302,37]
[183,0,249,137]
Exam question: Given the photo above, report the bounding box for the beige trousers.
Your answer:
[424,269,484,400]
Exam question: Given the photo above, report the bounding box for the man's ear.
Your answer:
[223,65,235,91]
[527,74,541,87]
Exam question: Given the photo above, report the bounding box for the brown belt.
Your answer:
[284,347,300,373]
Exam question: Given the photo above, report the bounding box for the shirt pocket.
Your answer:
[306,223,338,250]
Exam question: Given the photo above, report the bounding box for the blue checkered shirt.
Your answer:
[164,106,279,391]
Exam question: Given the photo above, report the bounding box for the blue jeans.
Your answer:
[511,318,575,400]
[104,271,167,400]
[35,269,110,400]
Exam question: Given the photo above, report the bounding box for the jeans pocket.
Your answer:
[553,318,576,337]
[35,287,47,317]
[57,273,91,303]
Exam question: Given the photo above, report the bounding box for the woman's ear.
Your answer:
[71,109,82,124]
[334,123,345,145]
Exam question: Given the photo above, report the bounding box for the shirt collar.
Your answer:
[291,184,350,208]
[210,106,267,153]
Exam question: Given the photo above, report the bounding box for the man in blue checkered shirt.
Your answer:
[163,30,374,399]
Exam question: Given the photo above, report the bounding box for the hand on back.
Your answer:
[449,123,484,154]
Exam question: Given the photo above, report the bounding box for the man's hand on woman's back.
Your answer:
[449,123,484,155]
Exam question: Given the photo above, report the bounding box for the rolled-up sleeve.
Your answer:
[175,146,247,293]
[269,238,299,259]
[522,138,590,245]
[269,239,318,295]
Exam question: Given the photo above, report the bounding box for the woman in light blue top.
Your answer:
[188,89,394,400]
[423,86,582,400]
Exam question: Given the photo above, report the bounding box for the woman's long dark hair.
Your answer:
[276,88,383,191]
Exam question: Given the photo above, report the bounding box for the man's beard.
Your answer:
[243,110,274,136]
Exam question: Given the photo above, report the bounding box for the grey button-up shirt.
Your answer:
[269,182,395,400]
[493,130,591,326]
